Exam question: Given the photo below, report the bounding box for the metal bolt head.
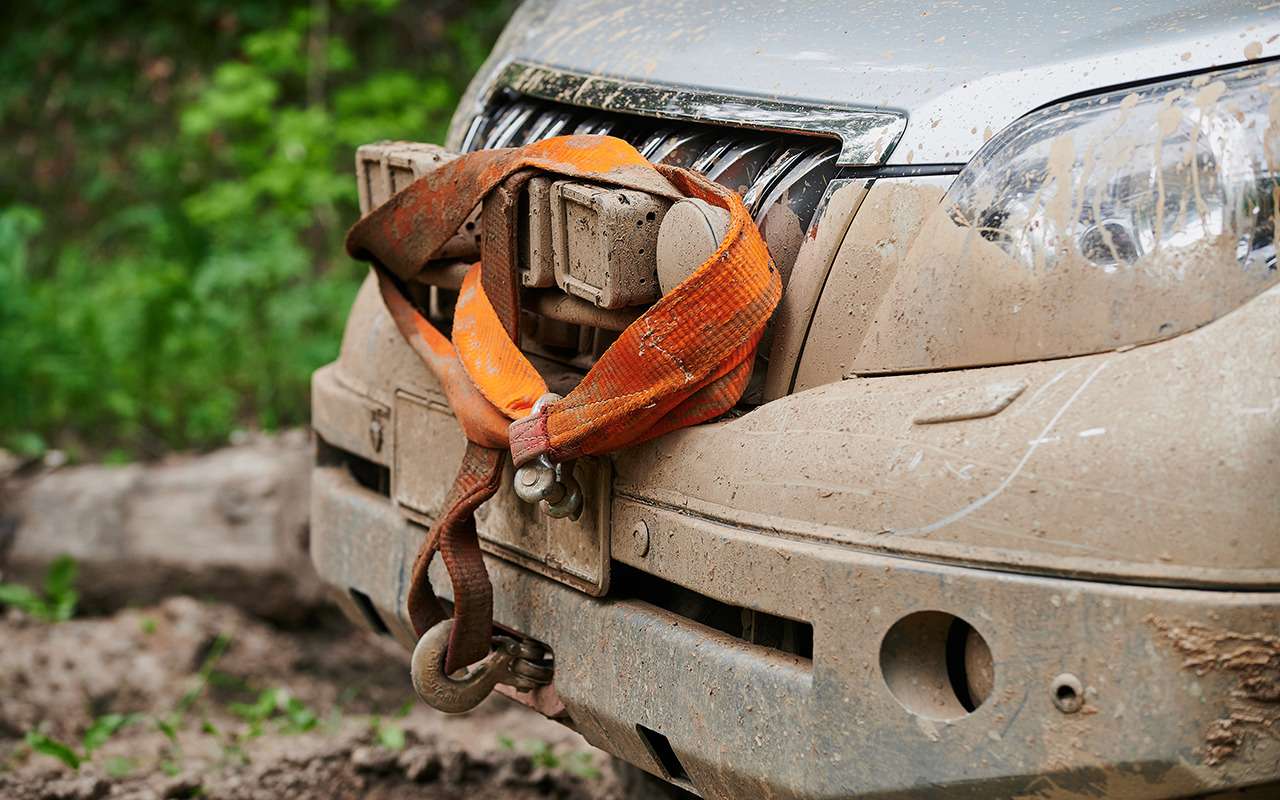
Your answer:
[631,520,650,557]
[514,462,558,503]
[368,416,384,453]
[1050,673,1084,713]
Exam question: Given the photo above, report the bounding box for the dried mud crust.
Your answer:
[0,597,622,800]
[1147,615,1280,767]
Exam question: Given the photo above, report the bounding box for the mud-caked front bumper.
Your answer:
[311,277,1280,799]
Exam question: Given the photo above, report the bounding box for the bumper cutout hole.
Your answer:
[614,564,812,661]
[637,724,693,788]
[348,588,391,636]
[317,437,389,496]
[880,611,993,721]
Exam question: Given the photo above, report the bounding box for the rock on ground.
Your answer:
[0,431,322,624]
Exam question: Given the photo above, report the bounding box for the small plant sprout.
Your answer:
[23,713,140,771]
[504,738,603,781]
[229,687,320,737]
[0,555,79,622]
[369,716,406,751]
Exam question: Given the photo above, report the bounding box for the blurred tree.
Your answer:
[0,0,513,458]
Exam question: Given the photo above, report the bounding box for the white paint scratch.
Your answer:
[890,361,1111,537]
[908,450,924,471]
[1077,427,1107,438]
[1235,398,1280,416]
[1014,366,1076,415]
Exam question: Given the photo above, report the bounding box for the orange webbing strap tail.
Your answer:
[345,135,780,673]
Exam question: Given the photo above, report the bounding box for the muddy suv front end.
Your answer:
[311,4,1280,796]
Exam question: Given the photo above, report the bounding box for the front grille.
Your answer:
[461,92,842,278]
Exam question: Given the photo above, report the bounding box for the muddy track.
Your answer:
[0,597,622,800]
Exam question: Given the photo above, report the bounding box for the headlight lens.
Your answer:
[855,62,1279,373]
[951,63,1277,275]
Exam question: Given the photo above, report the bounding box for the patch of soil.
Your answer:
[0,598,622,799]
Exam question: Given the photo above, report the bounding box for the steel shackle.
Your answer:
[512,393,583,520]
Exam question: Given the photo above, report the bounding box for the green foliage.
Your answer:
[151,632,231,775]
[81,714,139,755]
[0,554,78,621]
[24,713,140,770]
[24,732,81,770]
[371,716,406,751]
[104,755,137,778]
[496,736,604,780]
[229,687,320,736]
[170,635,229,718]
[0,0,512,457]
[369,699,411,750]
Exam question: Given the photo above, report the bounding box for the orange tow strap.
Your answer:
[346,135,780,672]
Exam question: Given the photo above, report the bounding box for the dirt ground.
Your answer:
[0,595,626,800]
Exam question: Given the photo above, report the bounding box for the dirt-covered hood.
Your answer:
[464,0,1280,165]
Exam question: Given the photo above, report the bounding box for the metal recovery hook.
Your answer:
[411,619,553,713]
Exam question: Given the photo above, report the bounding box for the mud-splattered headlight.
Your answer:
[951,63,1278,279]
[857,62,1279,372]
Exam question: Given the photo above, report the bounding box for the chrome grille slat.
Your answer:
[690,137,735,174]
[743,146,811,219]
[459,115,486,153]
[753,148,841,281]
[704,139,779,198]
[646,131,717,168]
[485,102,535,149]
[520,110,570,145]
[573,116,616,136]
[638,128,675,159]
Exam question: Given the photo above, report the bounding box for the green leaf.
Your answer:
[43,555,77,599]
[229,688,278,723]
[25,731,81,770]
[47,589,79,623]
[523,739,558,769]
[42,555,79,621]
[82,713,137,754]
[564,751,603,780]
[155,717,179,745]
[279,694,318,733]
[375,721,405,752]
[102,449,132,465]
[174,634,232,716]
[0,583,45,617]
[104,756,135,778]
[4,431,45,459]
